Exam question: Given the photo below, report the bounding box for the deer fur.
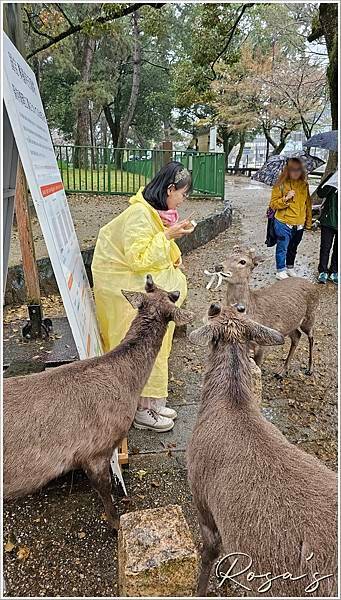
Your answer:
[4,275,193,529]
[187,304,337,597]
[215,246,319,376]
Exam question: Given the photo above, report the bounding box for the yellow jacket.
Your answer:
[92,188,187,398]
[270,179,312,229]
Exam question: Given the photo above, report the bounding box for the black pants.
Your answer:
[318,225,338,273]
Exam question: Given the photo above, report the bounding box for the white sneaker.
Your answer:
[157,406,178,420]
[287,268,297,277]
[276,271,289,280]
[133,409,174,432]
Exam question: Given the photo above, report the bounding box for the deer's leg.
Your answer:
[83,455,119,530]
[197,509,221,596]
[276,329,301,377]
[300,319,315,375]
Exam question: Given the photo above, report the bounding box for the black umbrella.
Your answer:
[304,130,338,153]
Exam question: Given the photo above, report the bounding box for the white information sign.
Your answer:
[3,33,125,490]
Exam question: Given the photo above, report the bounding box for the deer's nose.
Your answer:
[231,302,246,313]
[215,264,224,272]
[208,303,221,316]
[236,303,246,313]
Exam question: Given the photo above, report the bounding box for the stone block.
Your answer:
[250,358,262,404]
[118,504,198,597]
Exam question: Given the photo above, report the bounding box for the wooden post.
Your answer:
[118,437,129,466]
[15,160,41,304]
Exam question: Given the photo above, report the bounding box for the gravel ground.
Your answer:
[3,176,338,597]
[8,193,223,266]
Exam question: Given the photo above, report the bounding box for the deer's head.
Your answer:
[189,303,284,347]
[214,246,264,286]
[122,275,193,326]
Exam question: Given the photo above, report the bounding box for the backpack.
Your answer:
[265,207,277,247]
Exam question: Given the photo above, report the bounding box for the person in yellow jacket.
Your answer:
[270,157,312,280]
[92,161,193,432]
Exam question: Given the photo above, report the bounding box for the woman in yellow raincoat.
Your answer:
[92,162,193,432]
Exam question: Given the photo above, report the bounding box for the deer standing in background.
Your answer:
[214,246,319,376]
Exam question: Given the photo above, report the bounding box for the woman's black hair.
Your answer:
[142,161,192,210]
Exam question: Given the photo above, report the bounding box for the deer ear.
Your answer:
[247,248,264,267]
[188,325,213,346]
[245,320,284,346]
[121,290,144,309]
[171,307,194,326]
[145,274,155,293]
[252,255,265,267]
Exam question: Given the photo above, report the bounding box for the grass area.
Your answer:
[59,166,147,194]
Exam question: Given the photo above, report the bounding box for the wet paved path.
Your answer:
[3,177,337,596]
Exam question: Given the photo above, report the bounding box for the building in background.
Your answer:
[227,130,328,168]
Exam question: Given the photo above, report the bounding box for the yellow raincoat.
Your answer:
[92,188,187,398]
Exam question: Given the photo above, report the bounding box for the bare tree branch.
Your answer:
[142,59,169,71]
[209,3,255,80]
[24,8,54,41]
[55,4,75,28]
[26,3,165,59]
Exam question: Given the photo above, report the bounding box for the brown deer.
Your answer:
[4,275,193,529]
[187,304,337,597]
[214,246,319,376]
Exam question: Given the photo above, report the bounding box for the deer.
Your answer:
[211,246,319,377]
[187,303,337,597]
[4,275,193,530]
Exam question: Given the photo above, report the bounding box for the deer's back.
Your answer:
[187,407,337,595]
[4,361,135,498]
[250,278,319,335]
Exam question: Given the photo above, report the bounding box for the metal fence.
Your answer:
[54,146,225,199]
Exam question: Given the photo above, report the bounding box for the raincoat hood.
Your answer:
[129,187,163,224]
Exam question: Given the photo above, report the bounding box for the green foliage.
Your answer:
[22,2,330,152]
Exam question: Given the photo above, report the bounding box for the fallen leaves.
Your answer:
[3,295,65,323]
[4,540,15,553]
[17,546,30,561]
[136,469,147,481]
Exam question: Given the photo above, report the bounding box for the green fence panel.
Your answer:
[55,146,225,199]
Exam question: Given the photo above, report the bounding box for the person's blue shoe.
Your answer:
[318,272,328,284]
[329,272,338,284]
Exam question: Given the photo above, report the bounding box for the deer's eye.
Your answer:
[239,259,246,265]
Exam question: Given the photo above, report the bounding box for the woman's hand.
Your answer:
[164,219,193,240]
[285,190,295,202]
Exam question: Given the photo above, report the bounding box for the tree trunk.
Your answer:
[319,3,337,178]
[74,36,96,168]
[103,104,120,148]
[318,3,338,129]
[308,3,338,185]
[234,133,245,171]
[221,129,239,169]
[116,11,141,159]
[271,138,288,155]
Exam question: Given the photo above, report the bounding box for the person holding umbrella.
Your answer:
[252,151,324,279]
[270,157,312,279]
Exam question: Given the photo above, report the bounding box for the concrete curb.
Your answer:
[4,203,232,305]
